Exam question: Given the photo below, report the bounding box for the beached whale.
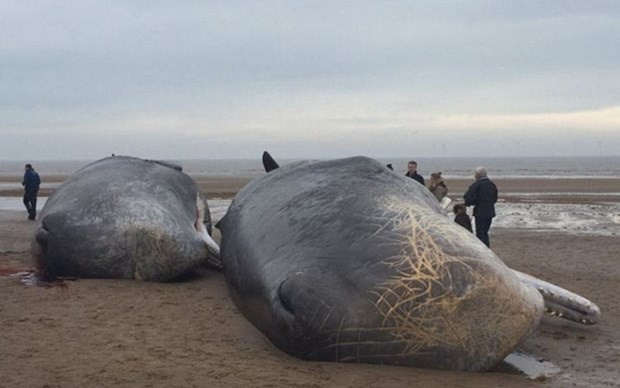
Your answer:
[31,155,220,282]
[217,153,600,371]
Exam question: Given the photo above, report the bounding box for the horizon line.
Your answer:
[2,153,620,162]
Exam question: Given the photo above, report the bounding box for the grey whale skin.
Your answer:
[218,155,600,371]
[32,156,220,282]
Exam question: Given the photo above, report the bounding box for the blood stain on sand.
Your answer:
[0,267,29,277]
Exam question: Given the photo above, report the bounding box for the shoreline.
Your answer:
[3,173,618,237]
[1,175,619,199]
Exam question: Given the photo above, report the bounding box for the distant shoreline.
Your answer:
[1,174,619,200]
[2,155,620,179]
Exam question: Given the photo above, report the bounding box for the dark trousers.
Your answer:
[23,191,38,219]
[474,217,493,247]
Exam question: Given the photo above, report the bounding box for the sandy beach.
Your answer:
[1,175,619,387]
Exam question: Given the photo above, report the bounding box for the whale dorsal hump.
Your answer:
[262,151,280,173]
[149,159,183,172]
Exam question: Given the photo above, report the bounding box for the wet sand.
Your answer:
[0,176,619,387]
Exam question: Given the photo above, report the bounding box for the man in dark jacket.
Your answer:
[463,166,498,247]
[405,160,425,186]
[22,163,41,220]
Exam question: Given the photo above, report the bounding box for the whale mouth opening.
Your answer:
[542,299,601,325]
[29,220,70,286]
[32,222,56,282]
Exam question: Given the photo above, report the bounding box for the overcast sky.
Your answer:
[2,1,619,160]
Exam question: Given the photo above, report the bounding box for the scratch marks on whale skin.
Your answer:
[369,198,540,362]
[125,225,203,282]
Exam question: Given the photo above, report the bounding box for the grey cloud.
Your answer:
[1,1,619,159]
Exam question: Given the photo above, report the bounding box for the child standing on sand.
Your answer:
[453,203,472,233]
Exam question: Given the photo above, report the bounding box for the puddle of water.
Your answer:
[0,197,48,211]
[2,196,618,236]
[0,182,59,190]
[19,272,39,286]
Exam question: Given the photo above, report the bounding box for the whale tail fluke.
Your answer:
[262,151,280,172]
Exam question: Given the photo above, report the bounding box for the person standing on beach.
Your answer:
[463,166,497,247]
[22,163,41,220]
[405,160,425,186]
[428,172,448,202]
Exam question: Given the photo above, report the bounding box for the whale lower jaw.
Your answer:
[512,269,601,325]
[195,194,222,270]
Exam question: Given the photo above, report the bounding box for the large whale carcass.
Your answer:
[32,156,221,282]
[217,153,600,371]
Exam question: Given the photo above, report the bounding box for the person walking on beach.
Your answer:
[405,160,425,186]
[22,163,41,220]
[463,166,497,247]
[453,203,473,232]
[428,172,448,202]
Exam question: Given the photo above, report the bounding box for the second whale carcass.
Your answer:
[218,153,600,371]
[32,155,221,282]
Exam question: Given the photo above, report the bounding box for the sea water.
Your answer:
[1,155,620,178]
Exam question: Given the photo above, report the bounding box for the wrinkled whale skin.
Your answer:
[32,155,217,281]
[219,156,545,371]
